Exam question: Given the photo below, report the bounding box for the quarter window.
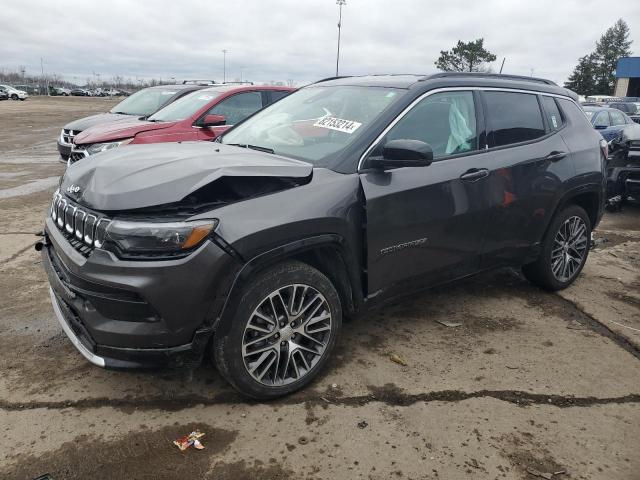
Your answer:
[484,91,545,147]
[541,96,564,131]
[208,91,263,125]
[270,90,291,103]
[380,91,478,160]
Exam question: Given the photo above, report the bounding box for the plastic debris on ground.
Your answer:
[436,319,463,328]
[390,353,408,366]
[173,430,205,451]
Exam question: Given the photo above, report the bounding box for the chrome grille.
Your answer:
[69,147,88,164]
[50,190,109,256]
[60,128,81,145]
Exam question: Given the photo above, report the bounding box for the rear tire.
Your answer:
[522,205,591,291]
[213,260,342,399]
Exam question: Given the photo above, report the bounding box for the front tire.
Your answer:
[523,205,591,291]
[10,94,18,100]
[213,260,342,399]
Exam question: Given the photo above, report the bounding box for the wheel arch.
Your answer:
[213,234,363,337]
[547,185,602,236]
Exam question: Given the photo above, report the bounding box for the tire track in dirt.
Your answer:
[1,386,638,413]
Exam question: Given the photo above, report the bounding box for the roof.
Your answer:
[582,106,609,112]
[312,75,425,88]
[197,85,294,94]
[146,84,203,91]
[313,73,575,99]
[616,57,640,78]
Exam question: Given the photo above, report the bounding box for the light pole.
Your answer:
[222,49,228,83]
[335,0,346,76]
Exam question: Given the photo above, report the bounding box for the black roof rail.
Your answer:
[311,75,352,85]
[219,81,255,85]
[421,72,557,86]
[182,80,218,85]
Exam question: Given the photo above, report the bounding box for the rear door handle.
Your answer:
[545,151,567,162]
[460,168,489,182]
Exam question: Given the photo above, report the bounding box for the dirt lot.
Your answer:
[0,97,639,480]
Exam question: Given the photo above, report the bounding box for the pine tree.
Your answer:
[435,39,497,73]
[564,54,598,95]
[593,19,632,94]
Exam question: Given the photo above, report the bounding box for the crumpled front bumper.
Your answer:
[41,217,240,368]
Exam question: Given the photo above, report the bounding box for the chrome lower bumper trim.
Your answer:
[49,287,106,367]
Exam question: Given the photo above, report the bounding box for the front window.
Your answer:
[147,90,222,122]
[110,88,181,116]
[206,91,263,125]
[370,91,478,160]
[221,86,402,166]
[609,109,627,126]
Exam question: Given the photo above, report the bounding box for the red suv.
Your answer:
[69,85,294,163]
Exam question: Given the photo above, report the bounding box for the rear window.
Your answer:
[541,96,564,131]
[484,91,545,147]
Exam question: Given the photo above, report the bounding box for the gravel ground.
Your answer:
[0,97,639,480]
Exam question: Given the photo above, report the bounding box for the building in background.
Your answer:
[615,57,640,97]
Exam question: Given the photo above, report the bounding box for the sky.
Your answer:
[1,0,639,86]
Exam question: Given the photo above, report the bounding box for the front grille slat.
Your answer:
[49,190,109,257]
[65,205,76,233]
[84,215,97,245]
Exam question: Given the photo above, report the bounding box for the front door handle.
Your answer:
[545,151,567,162]
[460,168,489,182]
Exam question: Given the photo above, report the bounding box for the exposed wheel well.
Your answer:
[289,246,357,316]
[563,191,600,228]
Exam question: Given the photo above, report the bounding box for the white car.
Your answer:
[0,84,28,100]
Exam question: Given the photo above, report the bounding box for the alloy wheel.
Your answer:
[550,216,588,282]
[242,284,333,386]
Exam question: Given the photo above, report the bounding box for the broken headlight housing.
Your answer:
[86,138,134,155]
[102,219,218,258]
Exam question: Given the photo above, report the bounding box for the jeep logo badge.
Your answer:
[66,184,81,194]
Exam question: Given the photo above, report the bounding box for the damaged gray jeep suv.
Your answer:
[40,73,606,399]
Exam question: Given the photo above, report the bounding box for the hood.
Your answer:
[73,118,177,145]
[64,113,132,132]
[60,142,313,211]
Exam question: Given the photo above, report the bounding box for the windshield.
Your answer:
[220,86,402,166]
[110,88,180,116]
[148,90,222,122]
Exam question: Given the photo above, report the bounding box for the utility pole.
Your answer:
[335,0,346,76]
[222,49,228,83]
[40,57,48,96]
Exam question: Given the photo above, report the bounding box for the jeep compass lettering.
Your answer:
[40,74,605,399]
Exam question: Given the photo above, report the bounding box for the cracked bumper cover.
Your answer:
[42,217,240,369]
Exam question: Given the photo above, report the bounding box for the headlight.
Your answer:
[86,138,134,155]
[103,219,218,257]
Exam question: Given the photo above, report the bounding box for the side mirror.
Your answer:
[368,139,433,170]
[200,114,226,127]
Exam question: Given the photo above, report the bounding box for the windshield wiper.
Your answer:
[111,111,134,115]
[228,143,274,154]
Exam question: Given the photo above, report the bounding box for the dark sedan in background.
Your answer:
[583,106,635,142]
[57,84,205,161]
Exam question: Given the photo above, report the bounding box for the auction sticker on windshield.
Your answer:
[313,116,362,134]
